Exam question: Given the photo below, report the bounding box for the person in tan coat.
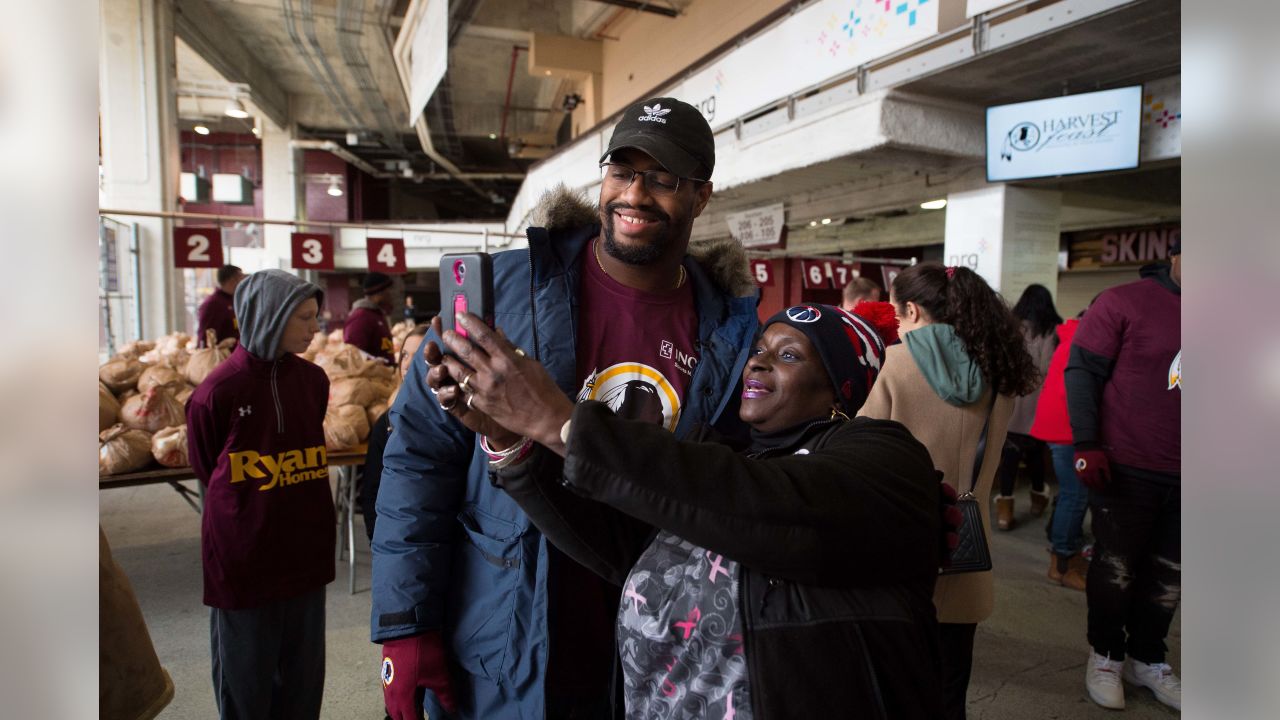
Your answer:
[860,263,1038,720]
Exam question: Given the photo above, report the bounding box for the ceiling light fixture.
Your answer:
[193,124,211,135]
[920,199,948,210]
[808,220,817,227]
[224,97,250,119]
[820,218,832,225]
[326,179,344,197]
[488,133,497,140]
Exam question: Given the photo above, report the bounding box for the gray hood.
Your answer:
[903,323,986,406]
[233,269,324,360]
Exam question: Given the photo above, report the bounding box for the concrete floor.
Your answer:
[101,481,1179,719]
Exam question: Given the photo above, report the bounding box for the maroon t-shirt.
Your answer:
[186,346,336,609]
[196,288,238,347]
[343,303,394,364]
[574,250,700,429]
[546,247,701,699]
[1072,276,1181,473]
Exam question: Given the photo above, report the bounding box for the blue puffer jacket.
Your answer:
[371,201,759,719]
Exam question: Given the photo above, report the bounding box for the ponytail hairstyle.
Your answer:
[891,263,1039,397]
[1011,283,1062,338]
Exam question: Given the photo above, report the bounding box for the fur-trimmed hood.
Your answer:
[528,184,757,299]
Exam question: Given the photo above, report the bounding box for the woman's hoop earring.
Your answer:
[830,407,851,421]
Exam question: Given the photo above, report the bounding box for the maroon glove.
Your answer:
[939,480,962,569]
[380,631,457,720]
[1073,448,1111,490]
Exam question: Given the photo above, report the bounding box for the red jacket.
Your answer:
[196,288,238,346]
[1030,319,1078,445]
[186,346,335,609]
[343,303,394,364]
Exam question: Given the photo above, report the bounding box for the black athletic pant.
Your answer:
[997,432,1047,497]
[210,587,326,720]
[938,622,977,720]
[1087,468,1180,664]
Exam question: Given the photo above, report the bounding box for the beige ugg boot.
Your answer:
[1029,489,1050,517]
[1048,552,1088,591]
[996,496,1015,530]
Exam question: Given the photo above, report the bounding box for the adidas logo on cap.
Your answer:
[638,103,672,124]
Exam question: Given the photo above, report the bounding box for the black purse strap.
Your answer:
[962,390,1000,497]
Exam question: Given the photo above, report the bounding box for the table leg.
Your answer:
[348,465,357,594]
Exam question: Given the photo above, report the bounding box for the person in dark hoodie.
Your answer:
[196,264,244,347]
[859,263,1039,720]
[371,97,759,720]
[186,269,335,720]
[345,271,395,364]
[427,302,951,719]
[1067,242,1181,711]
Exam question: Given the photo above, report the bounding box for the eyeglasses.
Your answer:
[599,163,705,196]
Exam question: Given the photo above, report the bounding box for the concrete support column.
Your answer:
[99,0,183,337]
[943,185,1062,302]
[260,120,299,270]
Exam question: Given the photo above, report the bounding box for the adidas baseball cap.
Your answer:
[600,97,715,181]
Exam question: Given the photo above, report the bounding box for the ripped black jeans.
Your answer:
[1087,467,1181,664]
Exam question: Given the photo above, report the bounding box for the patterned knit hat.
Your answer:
[762,301,897,416]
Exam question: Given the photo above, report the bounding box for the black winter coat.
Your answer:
[495,401,945,719]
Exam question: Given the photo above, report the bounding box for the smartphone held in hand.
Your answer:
[438,253,494,355]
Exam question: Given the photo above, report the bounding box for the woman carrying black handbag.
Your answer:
[859,263,1039,720]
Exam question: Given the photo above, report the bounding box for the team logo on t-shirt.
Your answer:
[578,362,682,432]
[1167,350,1181,390]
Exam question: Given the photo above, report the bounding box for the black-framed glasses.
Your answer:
[599,163,704,196]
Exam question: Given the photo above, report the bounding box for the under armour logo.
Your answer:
[238,405,253,417]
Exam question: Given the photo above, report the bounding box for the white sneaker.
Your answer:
[1086,651,1126,710]
[1124,658,1181,710]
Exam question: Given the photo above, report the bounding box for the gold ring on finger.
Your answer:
[513,348,526,358]
[459,373,473,392]
[466,393,476,410]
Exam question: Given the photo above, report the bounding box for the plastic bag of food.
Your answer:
[323,404,370,450]
[100,382,121,432]
[150,425,189,468]
[329,377,379,408]
[120,386,186,433]
[186,329,230,386]
[113,340,156,361]
[137,365,185,393]
[316,344,380,380]
[100,358,145,394]
[366,402,388,429]
[174,383,197,406]
[100,425,154,475]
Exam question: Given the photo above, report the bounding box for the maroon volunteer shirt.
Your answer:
[1072,276,1181,473]
[574,249,700,428]
[196,288,238,347]
[186,346,336,609]
[546,244,701,698]
[344,304,395,364]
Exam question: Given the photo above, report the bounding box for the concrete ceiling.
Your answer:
[900,0,1180,106]
[173,0,632,217]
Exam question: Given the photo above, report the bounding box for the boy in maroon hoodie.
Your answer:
[186,269,334,720]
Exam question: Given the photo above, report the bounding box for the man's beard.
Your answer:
[600,201,678,266]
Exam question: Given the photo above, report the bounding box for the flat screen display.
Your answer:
[986,86,1142,182]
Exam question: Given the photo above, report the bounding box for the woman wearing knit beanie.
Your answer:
[425,303,955,719]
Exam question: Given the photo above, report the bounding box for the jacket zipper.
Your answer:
[739,567,759,718]
[270,360,284,433]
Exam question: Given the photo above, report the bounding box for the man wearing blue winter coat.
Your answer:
[371,97,759,720]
